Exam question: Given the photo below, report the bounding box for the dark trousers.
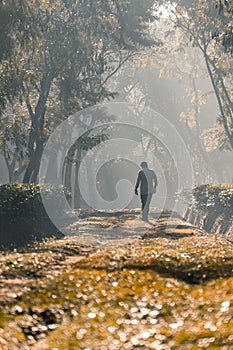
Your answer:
[140,193,152,220]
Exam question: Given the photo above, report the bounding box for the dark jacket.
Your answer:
[135,168,158,195]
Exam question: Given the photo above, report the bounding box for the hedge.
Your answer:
[184,184,233,235]
[191,184,233,212]
[0,184,71,249]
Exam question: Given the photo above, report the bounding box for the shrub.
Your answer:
[192,184,233,211]
[0,184,71,249]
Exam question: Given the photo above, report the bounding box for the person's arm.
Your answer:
[135,171,141,195]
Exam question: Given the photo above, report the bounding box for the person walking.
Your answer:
[135,161,158,222]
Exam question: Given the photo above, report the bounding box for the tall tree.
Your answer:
[0,0,37,110]
[168,0,233,150]
[0,0,156,183]
[0,112,28,182]
[215,0,233,54]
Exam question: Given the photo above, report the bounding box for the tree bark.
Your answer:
[202,46,233,150]
[74,145,82,209]
[23,71,54,183]
[63,144,76,195]
[31,139,44,183]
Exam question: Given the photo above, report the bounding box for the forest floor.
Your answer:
[1,209,233,349]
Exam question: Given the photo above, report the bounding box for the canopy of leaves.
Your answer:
[214,0,233,54]
[0,0,157,113]
[0,0,158,182]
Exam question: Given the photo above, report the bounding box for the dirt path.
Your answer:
[66,209,207,244]
[0,209,205,304]
[1,209,233,350]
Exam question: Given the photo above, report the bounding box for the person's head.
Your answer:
[140,161,148,169]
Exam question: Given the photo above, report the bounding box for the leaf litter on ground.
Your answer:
[0,209,233,349]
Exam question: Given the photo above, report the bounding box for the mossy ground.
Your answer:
[0,210,233,349]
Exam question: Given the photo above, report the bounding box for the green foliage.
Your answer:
[0,0,157,183]
[168,0,233,150]
[0,4,13,61]
[0,183,69,219]
[0,111,29,182]
[0,183,71,248]
[215,0,233,54]
[184,184,233,234]
[0,0,34,61]
[0,0,37,109]
[192,184,233,210]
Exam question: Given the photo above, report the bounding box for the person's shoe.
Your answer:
[142,217,149,223]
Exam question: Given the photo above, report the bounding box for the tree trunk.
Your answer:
[191,78,219,182]
[8,167,14,183]
[23,71,54,183]
[23,150,36,183]
[203,48,233,150]
[74,145,82,209]
[45,150,58,184]
[14,162,27,183]
[3,148,16,183]
[31,139,44,183]
[63,144,76,195]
